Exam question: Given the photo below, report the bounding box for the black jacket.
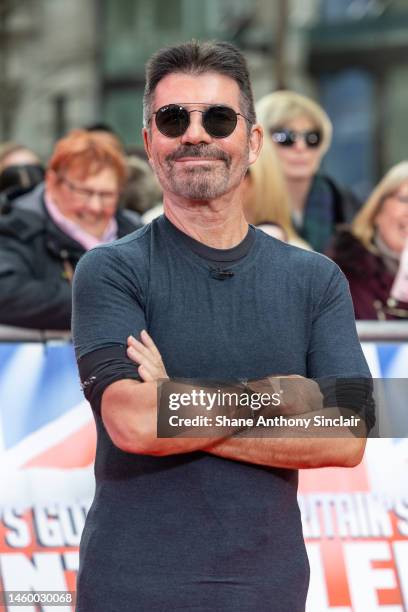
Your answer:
[0,184,142,330]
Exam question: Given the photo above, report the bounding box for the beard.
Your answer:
[169,162,231,199]
[158,144,249,200]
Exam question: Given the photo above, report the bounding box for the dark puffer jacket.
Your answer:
[328,229,408,320]
[0,184,142,330]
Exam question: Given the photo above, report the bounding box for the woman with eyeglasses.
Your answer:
[254,90,361,252]
[0,129,142,330]
[328,162,408,320]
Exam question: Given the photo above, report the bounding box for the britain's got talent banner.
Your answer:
[300,343,408,611]
[0,341,407,611]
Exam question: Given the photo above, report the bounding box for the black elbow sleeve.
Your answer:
[77,345,141,414]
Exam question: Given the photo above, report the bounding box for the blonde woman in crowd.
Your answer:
[243,133,310,248]
[328,161,408,320]
[256,90,361,252]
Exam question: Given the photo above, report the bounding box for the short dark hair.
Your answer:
[143,40,256,128]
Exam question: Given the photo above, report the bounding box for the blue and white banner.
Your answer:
[0,341,407,611]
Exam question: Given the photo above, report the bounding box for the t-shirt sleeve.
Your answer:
[72,244,147,413]
[307,260,375,432]
[307,262,368,378]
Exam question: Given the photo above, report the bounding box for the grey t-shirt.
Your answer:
[72,215,370,612]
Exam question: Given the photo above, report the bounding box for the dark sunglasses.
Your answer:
[270,128,322,148]
[152,104,251,138]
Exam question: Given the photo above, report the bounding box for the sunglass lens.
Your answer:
[155,105,189,137]
[271,130,293,146]
[271,129,321,148]
[305,131,321,147]
[204,106,238,138]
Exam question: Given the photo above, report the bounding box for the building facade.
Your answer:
[1,0,408,197]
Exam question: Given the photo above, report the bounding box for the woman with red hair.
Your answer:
[0,129,142,330]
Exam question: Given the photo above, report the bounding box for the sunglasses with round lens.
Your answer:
[153,104,250,139]
[270,128,321,148]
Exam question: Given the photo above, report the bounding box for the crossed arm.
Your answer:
[100,331,367,469]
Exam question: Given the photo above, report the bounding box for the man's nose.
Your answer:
[180,111,212,144]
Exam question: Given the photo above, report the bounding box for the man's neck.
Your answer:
[163,191,249,249]
[286,178,313,213]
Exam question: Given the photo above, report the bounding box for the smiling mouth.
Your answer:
[175,158,223,163]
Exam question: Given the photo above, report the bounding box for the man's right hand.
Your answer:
[127,330,168,382]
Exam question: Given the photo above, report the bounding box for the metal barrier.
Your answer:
[1,321,407,343]
[356,321,408,342]
[0,325,70,342]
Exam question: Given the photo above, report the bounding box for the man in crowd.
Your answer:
[0,129,141,330]
[0,142,44,212]
[72,41,371,611]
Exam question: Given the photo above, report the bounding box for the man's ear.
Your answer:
[248,124,263,167]
[143,128,152,163]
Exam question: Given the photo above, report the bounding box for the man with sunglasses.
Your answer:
[0,129,141,330]
[73,41,372,611]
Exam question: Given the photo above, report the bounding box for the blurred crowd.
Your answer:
[0,88,407,331]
